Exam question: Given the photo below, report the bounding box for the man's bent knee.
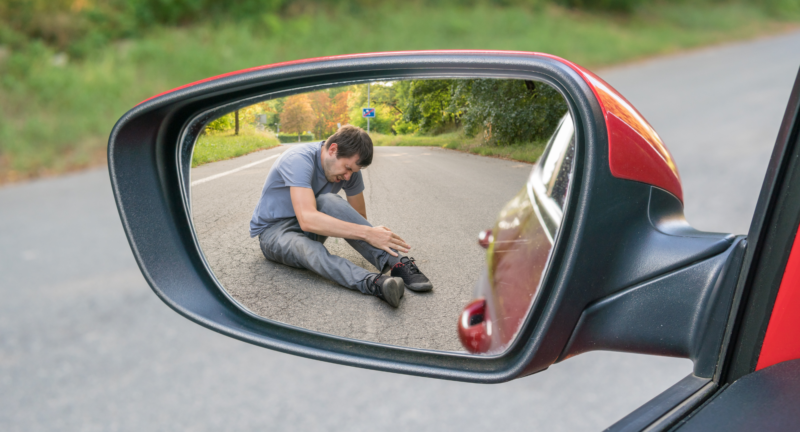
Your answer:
[315,193,347,212]
[316,193,368,226]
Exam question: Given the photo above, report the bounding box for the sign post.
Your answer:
[362,83,375,132]
[367,83,370,132]
[362,78,375,129]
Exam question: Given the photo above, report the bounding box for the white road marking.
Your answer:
[191,152,283,186]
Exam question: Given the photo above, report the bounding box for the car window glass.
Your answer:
[537,120,561,175]
[549,127,575,209]
[539,113,574,210]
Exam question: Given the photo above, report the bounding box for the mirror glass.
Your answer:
[189,78,575,354]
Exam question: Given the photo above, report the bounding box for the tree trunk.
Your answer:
[235,110,239,135]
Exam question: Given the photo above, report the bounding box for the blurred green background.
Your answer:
[1,0,798,182]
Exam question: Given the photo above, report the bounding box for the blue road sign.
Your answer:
[362,108,375,118]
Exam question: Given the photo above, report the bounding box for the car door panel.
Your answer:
[676,359,800,431]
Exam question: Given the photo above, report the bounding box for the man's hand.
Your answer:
[366,225,410,257]
[290,187,411,255]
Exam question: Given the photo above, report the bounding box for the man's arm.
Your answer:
[290,187,409,256]
[347,192,367,220]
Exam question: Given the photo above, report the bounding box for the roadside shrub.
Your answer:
[394,79,567,145]
[555,0,646,13]
[761,0,800,18]
[0,0,287,56]
[457,79,568,145]
[0,0,790,56]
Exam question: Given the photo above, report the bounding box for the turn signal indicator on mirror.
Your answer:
[478,229,493,249]
[458,298,492,354]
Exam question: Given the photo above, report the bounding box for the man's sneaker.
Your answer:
[390,257,433,292]
[368,274,405,307]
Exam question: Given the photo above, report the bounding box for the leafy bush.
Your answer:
[394,79,567,145]
[761,0,800,17]
[4,0,788,58]
[457,79,568,145]
[0,0,287,56]
[556,0,645,13]
[206,113,236,132]
[395,80,463,135]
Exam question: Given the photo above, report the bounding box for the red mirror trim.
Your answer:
[573,68,683,203]
[605,112,684,202]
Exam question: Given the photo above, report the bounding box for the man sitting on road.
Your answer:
[249,125,433,307]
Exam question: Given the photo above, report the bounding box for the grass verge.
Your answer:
[372,132,547,164]
[192,131,281,167]
[1,2,798,183]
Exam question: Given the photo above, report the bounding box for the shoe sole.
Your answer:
[382,278,404,307]
[394,277,406,299]
[405,281,433,292]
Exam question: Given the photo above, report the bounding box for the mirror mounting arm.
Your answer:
[559,237,746,378]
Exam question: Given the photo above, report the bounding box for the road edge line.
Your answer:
[191,152,283,186]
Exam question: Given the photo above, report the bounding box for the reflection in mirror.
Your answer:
[189,78,575,354]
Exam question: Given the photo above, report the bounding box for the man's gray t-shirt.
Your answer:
[249,141,365,237]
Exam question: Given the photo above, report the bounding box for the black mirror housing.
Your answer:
[109,51,740,383]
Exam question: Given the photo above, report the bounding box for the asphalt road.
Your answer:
[191,145,533,351]
[2,31,799,431]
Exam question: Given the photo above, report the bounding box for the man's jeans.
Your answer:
[258,193,398,294]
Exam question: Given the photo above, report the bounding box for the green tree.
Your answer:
[396,79,463,134]
[347,83,400,134]
[206,111,235,132]
[266,98,285,133]
[456,79,568,145]
[391,80,419,135]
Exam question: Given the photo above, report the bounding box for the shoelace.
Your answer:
[369,275,384,296]
[396,257,420,275]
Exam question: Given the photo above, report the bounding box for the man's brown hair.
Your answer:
[324,125,373,167]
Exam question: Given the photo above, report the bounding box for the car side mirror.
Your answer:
[109,51,744,383]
